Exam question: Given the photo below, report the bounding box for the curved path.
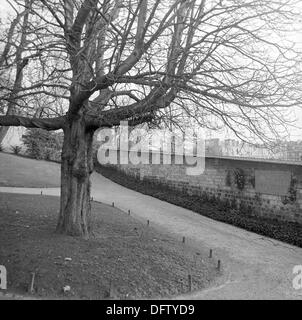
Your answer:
[1,172,302,300]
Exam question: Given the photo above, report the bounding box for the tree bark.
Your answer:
[56,115,95,237]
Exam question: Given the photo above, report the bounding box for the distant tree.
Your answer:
[22,128,63,161]
[0,0,33,142]
[0,0,301,237]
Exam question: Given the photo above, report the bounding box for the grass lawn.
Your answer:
[0,152,60,188]
[0,193,219,299]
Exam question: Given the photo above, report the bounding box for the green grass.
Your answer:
[0,152,60,188]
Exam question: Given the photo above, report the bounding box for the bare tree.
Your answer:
[0,0,301,237]
[0,0,70,141]
[0,0,33,142]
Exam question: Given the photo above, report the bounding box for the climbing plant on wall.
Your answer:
[234,168,246,190]
[225,168,246,190]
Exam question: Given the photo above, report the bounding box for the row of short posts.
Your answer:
[108,206,150,298]
[104,201,222,295]
[124,203,223,294]
[183,237,221,293]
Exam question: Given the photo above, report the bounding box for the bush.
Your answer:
[0,143,4,152]
[22,128,63,161]
[10,145,22,155]
[233,168,246,190]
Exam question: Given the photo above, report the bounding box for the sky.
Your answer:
[0,0,301,142]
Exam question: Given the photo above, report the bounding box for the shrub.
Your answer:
[225,170,232,187]
[233,168,246,190]
[0,143,4,152]
[44,148,52,161]
[249,175,256,188]
[225,168,247,190]
[282,176,298,205]
[10,145,22,155]
[22,128,63,161]
[288,177,297,202]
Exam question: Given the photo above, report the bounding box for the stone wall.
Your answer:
[102,151,302,224]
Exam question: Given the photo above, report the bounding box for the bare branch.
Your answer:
[0,114,65,130]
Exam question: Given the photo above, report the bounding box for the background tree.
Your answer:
[0,0,32,142]
[0,0,69,141]
[22,128,63,161]
[0,0,301,237]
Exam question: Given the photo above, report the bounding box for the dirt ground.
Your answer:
[0,193,219,300]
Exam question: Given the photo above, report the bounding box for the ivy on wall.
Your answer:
[225,170,232,187]
[234,168,246,190]
[225,168,246,190]
[282,175,298,205]
[249,175,255,188]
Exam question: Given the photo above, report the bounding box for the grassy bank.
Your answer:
[0,193,218,299]
[0,152,60,188]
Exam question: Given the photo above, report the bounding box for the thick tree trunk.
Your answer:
[56,116,95,237]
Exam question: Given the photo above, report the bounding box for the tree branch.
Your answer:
[0,115,66,130]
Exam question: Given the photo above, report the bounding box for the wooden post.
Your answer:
[112,202,114,207]
[182,236,186,243]
[188,274,192,292]
[209,249,212,258]
[28,272,35,294]
[217,260,221,271]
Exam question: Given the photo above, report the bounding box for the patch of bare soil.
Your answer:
[0,193,219,300]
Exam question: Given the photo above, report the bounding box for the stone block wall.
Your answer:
[104,151,302,224]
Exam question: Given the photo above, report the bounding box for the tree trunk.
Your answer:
[56,116,95,237]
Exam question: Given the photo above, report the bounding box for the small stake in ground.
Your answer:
[182,236,186,243]
[40,190,43,195]
[188,274,192,292]
[28,272,35,294]
[128,210,131,215]
[217,260,221,271]
[109,280,112,298]
[147,220,150,226]
[112,202,114,207]
[109,280,119,299]
[209,249,213,258]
